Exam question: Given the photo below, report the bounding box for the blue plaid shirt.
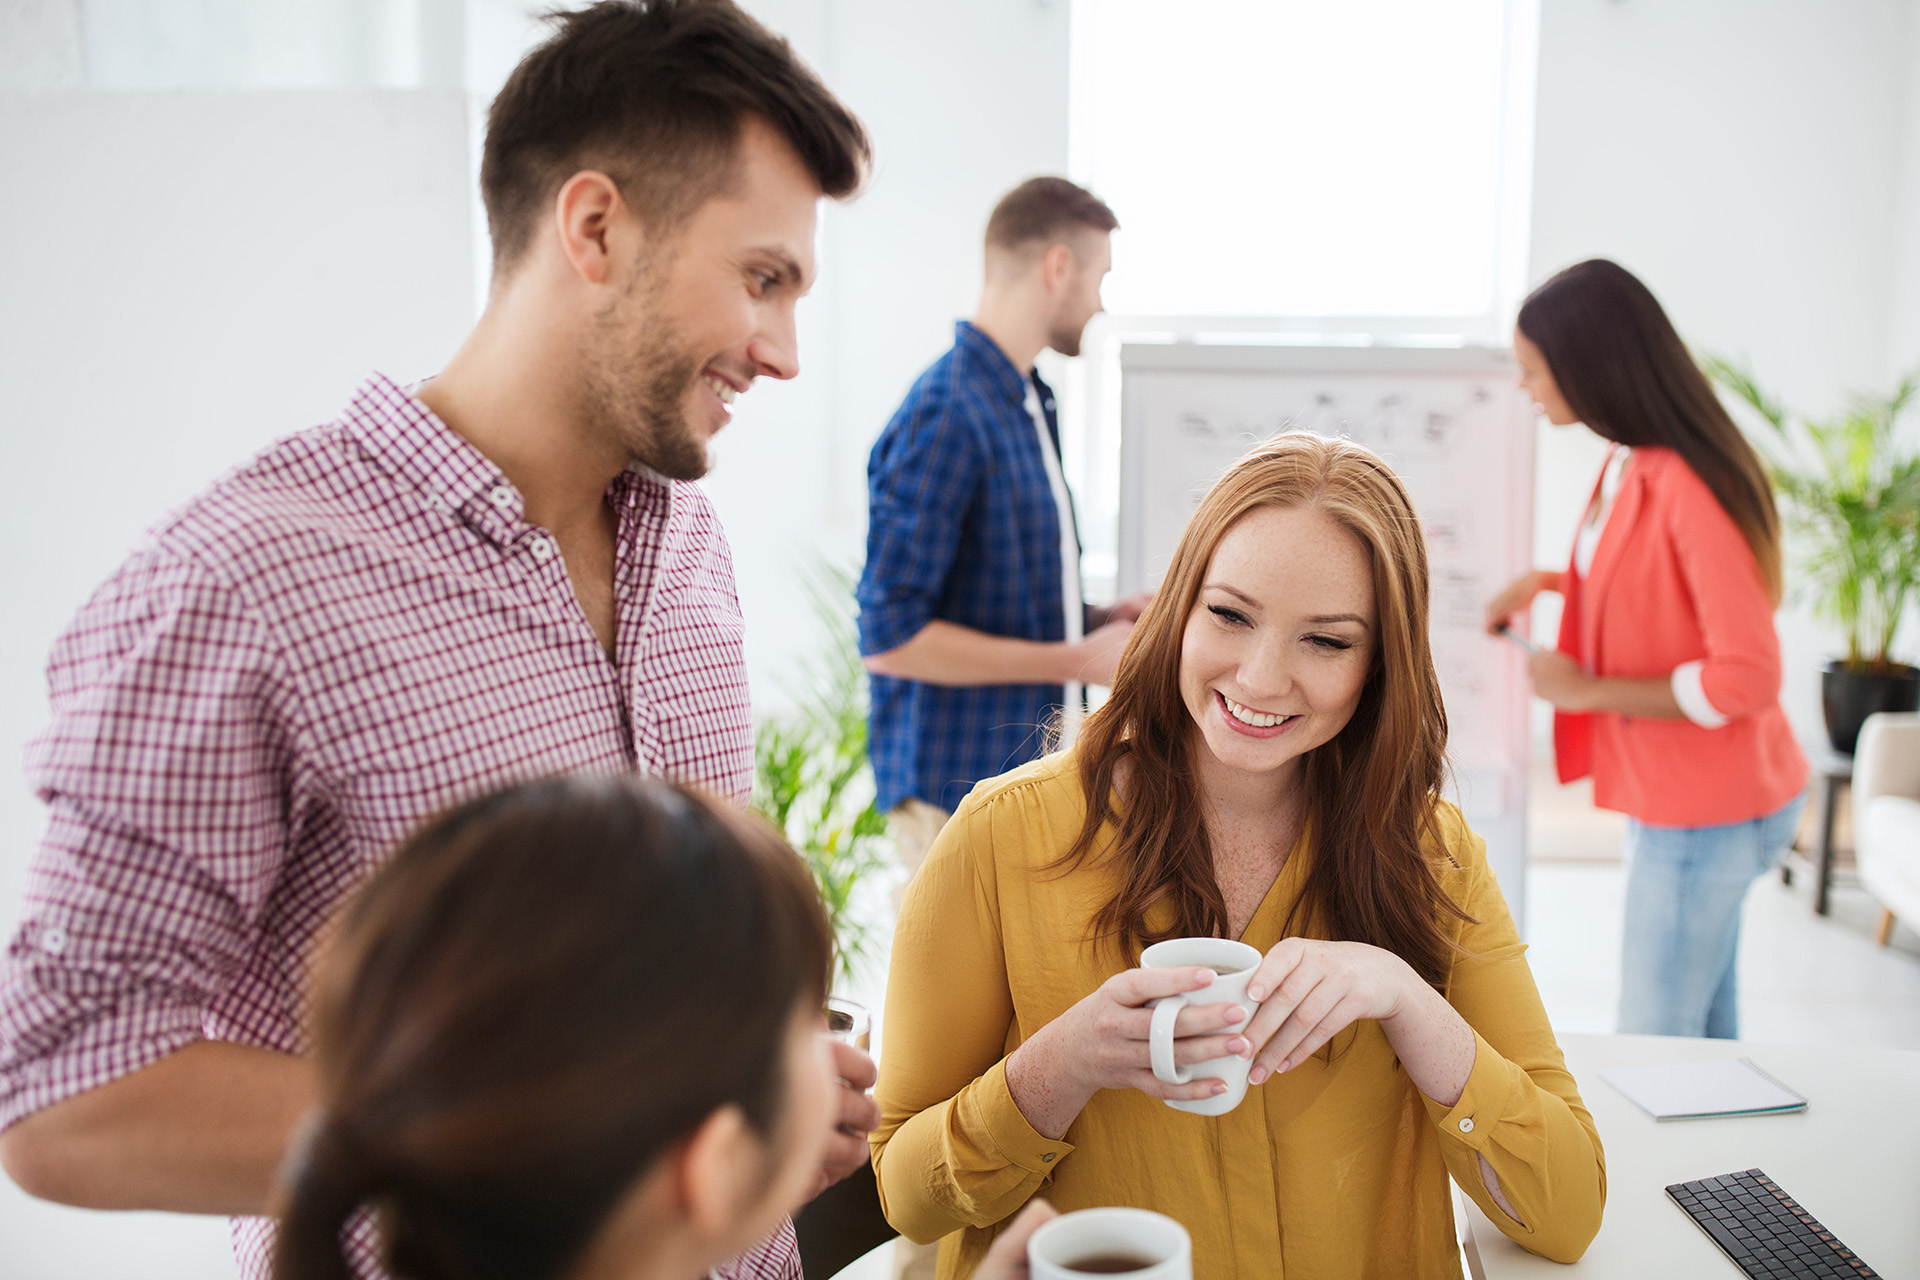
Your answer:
[859,321,1078,813]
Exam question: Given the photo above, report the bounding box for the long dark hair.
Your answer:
[1062,434,1472,987]
[272,776,831,1280]
[1517,258,1783,603]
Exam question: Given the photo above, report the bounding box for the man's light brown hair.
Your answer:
[984,176,1119,254]
[480,0,871,273]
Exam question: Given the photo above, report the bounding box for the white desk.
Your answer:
[1463,1034,1920,1277]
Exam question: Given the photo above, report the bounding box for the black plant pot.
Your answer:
[1821,661,1920,754]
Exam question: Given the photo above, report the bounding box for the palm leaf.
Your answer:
[1710,357,1920,668]
[749,556,896,983]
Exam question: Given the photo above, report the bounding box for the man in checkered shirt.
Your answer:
[0,4,872,1278]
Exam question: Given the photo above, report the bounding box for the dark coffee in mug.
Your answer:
[1062,1253,1160,1273]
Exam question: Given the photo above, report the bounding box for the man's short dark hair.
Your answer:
[984,176,1119,254]
[480,0,871,272]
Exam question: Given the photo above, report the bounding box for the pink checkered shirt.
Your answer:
[0,374,797,1280]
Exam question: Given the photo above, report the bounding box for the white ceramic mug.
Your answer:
[1140,937,1263,1116]
[1027,1207,1192,1279]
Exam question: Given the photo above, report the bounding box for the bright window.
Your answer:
[1069,0,1532,325]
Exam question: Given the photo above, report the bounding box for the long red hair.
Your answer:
[1063,433,1471,985]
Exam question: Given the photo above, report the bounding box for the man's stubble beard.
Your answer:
[1049,304,1094,359]
[583,257,711,482]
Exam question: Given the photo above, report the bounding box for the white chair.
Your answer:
[1851,712,1920,945]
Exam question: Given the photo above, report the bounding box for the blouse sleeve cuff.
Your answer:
[962,1058,1076,1176]
[1421,1030,1519,1156]
[1671,660,1731,729]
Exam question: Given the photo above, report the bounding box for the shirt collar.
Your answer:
[339,372,670,548]
[955,320,1033,406]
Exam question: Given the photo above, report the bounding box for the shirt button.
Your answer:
[1041,1152,1055,1163]
[489,486,514,508]
[1458,1117,1475,1134]
[529,537,555,561]
[40,927,68,955]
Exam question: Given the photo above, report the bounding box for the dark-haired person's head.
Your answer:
[271,776,835,1280]
[983,176,1119,357]
[1514,258,1782,602]
[478,0,870,481]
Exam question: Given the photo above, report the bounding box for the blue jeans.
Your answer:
[1617,793,1806,1039]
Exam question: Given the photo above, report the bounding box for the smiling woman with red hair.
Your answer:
[872,434,1605,1279]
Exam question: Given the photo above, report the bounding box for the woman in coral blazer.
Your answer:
[1487,259,1808,1039]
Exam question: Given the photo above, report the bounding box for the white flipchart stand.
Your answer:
[1117,343,1535,921]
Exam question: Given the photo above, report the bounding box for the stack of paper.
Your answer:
[1599,1058,1808,1122]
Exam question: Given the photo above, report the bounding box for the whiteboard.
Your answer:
[1118,343,1534,915]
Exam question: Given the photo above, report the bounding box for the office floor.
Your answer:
[5,791,1919,1280]
[1527,843,1920,1048]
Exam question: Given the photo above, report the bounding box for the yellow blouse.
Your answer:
[870,752,1606,1278]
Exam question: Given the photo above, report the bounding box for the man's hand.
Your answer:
[812,1039,881,1197]
[1088,592,1155,629]
[1071,618,1135,688]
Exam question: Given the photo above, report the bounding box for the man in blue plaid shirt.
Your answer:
[858,178,1151,925]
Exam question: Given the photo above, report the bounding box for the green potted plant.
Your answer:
[1707,358,1920,753]
[750,560,895,984]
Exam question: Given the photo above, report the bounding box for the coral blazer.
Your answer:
[1554,447,1807,827]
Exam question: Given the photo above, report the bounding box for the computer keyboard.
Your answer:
[1666,1169,1879,1278]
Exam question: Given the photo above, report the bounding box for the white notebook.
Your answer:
[1599,1058,1808,1122]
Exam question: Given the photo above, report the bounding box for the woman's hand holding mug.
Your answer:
[1138,938,1265,1116]
[1006,958,1252,1138]
[1239,938,1420,1085]
[1054,963,1250,1097]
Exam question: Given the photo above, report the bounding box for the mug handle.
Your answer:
[1148,996,1193,1084]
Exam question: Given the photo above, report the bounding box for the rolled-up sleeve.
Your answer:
[857,399,979,657]
[1665,466,1782,720]
[870,795,1069,1243]
[1428,815,1607,1262]
[0,547,306,1129]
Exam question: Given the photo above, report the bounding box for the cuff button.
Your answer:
[1458,1117,1475,1134]
[1041,1152,1055,1163]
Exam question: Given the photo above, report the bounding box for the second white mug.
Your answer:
[1027,1207,1192,1279]
[1140,937,1263,1116]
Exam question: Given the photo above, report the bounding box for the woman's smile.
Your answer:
[1179,505,1375,783]
[1215,690,1300,738]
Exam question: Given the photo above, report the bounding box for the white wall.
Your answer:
[1526,0,1920,744]
[1891,4,1920,369]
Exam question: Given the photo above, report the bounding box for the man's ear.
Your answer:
[552,170,631,286]
[675,1104,757,1238]
[1040,242,1076,295]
